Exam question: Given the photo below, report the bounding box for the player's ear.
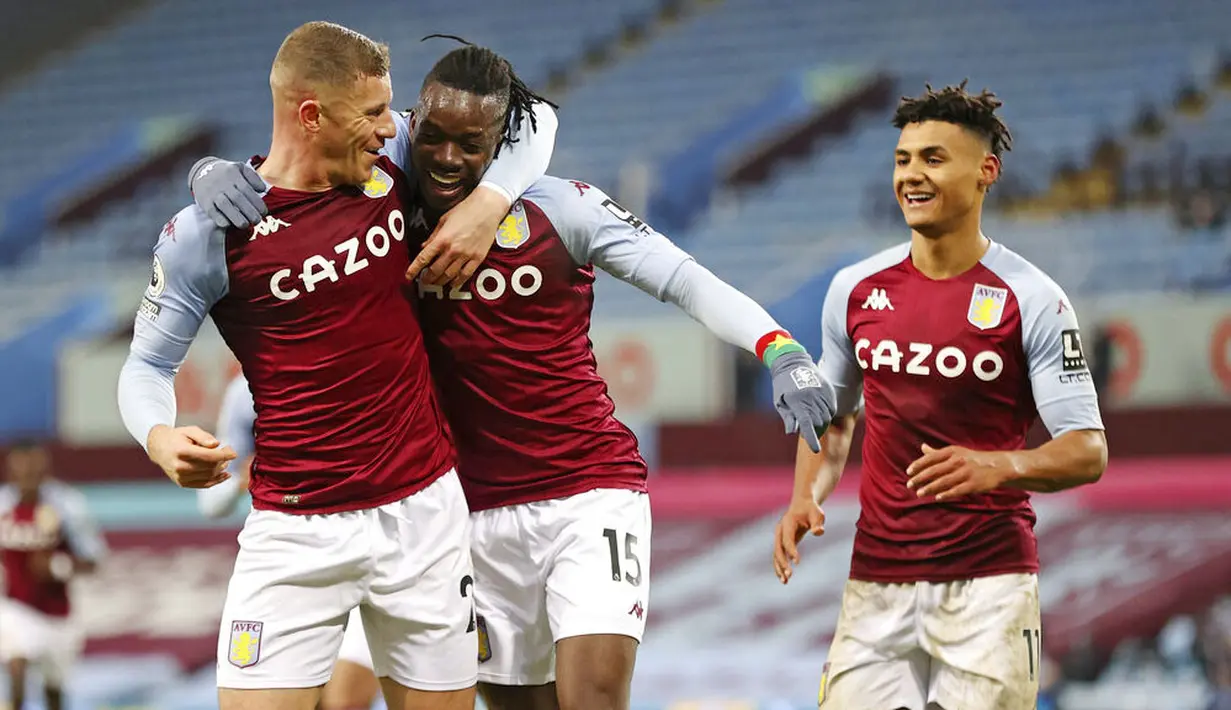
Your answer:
[978,153,1001,191]
[298,99,323,134]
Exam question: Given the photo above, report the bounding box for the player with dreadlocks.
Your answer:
[772,81,1107,710]
[133,21,558,710]
[196,38,839,710]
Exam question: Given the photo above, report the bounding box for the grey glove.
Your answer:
[188,157,268,230]
[770,351,837,453]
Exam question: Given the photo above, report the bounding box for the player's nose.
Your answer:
[436,143,464,170]
[375,110,397,140]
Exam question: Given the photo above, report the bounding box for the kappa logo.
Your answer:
[250,216,291,241]
[496,200,530,249]
[160,216,178,242]
[968,283,1008,330]
[228,620,263,668]
[861,288,893,311]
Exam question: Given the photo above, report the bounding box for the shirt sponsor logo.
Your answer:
[269,210,405,301]
[854,338,1005,382]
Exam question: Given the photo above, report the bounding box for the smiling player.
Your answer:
[196,40,837,710]
[772,82,1108,710]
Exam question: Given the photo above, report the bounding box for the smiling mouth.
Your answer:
[428,171,461,187]
[903,191,936,205]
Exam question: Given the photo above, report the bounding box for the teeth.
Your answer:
[906,193,935,203]
[430,171,460,185]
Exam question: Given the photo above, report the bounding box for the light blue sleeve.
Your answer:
[196,375,255,519]
[383,111,413,174]
[527,176,784,354]
[817,266,865,418]
[479,101,558,204]
[1003,267,1105,437]
[526,177,693,300]
[46,483,107,562]
[117,207,229,449]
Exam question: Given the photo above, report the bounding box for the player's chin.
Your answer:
[901,211,939,232]
[420,180,469,214]
[357,150,380,173]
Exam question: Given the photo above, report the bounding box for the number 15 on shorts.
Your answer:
[602,528,642,586]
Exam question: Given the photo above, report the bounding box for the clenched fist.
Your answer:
[147,425,237,489]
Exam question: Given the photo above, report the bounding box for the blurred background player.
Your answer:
[194,39,837,710]
[202,374,380,710]
[772,83,1108,710]
[117,21,554,710]
[0,441,106,710]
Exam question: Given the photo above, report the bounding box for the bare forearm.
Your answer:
[1004,429,1107,493]
[793,413,857,503]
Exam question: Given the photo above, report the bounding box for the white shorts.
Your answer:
[0,599,83,685]
[336,608,372,670]
[216,470,476,691]
[820,573,1041,710]
[470,488,651,686]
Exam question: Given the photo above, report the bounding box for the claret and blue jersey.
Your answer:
[818,240,1105,582]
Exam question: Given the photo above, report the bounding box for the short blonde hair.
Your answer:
[272,21,390,91]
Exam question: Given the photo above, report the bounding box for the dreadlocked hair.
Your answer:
[893,80,1013,158]
[420,34,558,158]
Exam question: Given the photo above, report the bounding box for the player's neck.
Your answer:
[910,224,990,280]
[259,135,334,193]
[421,206,444,230]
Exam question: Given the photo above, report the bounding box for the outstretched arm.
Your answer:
[538,179,837,450]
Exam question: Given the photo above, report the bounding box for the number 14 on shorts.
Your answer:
[602,528,642,586]
[1022,627,1041,681]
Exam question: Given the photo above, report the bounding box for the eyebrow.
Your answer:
[419,118,488,140]
[895,145,947,156]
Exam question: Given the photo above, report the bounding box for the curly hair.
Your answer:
[893,80,1013,158]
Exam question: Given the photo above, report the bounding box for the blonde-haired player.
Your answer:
[119,21,555,710]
